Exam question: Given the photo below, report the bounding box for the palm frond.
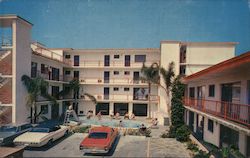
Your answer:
[84,93,97,104]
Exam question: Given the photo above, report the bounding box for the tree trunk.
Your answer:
[34,104,37,124]
[148,82,151,118]
[30,107,33,124]
[166,91,172,126]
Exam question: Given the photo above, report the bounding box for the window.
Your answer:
[114,71,119,75]
[41,105,49,114]
[135,55,146,62]
[41,64,49,74]
[65,54,71,59]
[52,86,60,99]
[65,70,71,75]
[209,85,215,97]
[114,55,120,59]
[124,87,130,91]
[74,71,79,79]
[208,119,214,133]
[31,62,37,78]
[74,55,80,66]
[180,65,186,75]
[124,71,130,75]
[113,87,119,91]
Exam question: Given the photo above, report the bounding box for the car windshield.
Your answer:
[88,132,108,139]
[30,128,50,133]
[0,126,17,132]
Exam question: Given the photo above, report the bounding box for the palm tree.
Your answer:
[160,62,175,124]
[140,62,160,118]
[59,78,96,113]
[21,75,57,124]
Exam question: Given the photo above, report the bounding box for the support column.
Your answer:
[109,102,114,115]
[128,103,133,114]
[239,131,247,157]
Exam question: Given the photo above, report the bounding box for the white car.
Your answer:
[14,123,69,147]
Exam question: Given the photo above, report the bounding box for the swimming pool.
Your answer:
[78,116,146,128]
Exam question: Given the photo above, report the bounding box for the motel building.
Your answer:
[0,15,238,126]
[183,51,250,157]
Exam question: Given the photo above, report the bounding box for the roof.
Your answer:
[90,126,112,133]
[0,14,33,27]
[160,40,238,46]
[184,51,250,82]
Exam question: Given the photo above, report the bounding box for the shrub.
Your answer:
[193,150,210,158]
[187,141,199,152]
[175,125,190,142]
[160,132,169,138]
[72,125,90,133]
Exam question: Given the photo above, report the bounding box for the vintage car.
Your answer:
[79,126,118,154]
[13,122,69,147]
[0,123,33,146]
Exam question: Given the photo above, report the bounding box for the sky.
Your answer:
[0,0,250,55]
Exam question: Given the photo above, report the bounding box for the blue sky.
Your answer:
[0,0,250,55]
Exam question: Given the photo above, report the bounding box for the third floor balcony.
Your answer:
[70,60,160,68]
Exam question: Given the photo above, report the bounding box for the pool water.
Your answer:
[78,116,145,128]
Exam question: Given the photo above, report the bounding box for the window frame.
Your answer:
[113,87,119,91]
[208,119,214,133]
[134,55,146,63]
[114,55,120,59]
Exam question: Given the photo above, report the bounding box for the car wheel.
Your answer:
[64,130,69,136]
[47,139,53,147]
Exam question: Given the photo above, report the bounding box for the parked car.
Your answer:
[79,126,118,154]
[13,122,69,147]
[0,123,33,146]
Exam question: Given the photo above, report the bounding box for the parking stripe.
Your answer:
[147,139,150,157]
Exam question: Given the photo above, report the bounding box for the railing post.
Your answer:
[224,102,227,119]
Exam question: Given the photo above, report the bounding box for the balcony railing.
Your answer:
[71,60,160,68]
[184,98,250,128]
[1,36,12,47]
[79,78,147,85]
[81,94,159,102]
[31,70,73,82]
[32,46,71,65]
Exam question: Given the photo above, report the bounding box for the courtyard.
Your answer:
[23,128,191,158]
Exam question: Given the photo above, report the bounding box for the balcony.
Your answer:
[81,94,159,103]
[32,45,71,65]
[31,70,73,83]
[71,60,160,68]
[184,98,250,128]
[79,78,147,85]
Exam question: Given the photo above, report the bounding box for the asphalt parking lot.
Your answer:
[23,133,191,157]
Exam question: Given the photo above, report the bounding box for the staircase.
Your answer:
[0,106,12,125]
[0,51,12,75]
[0,50,11,62]
[63,109,79,125]
[0,77,9,88]
[0,78,12,104]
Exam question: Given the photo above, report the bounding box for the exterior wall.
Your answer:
[159,42,180,122]
[203,117,220,147]
[13,19,32,124]
[186,44,235,65]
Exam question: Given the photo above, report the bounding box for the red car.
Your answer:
[79,126,119,154]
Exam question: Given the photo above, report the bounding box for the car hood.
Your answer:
[0,132,15,139]
[14,132,49,143]
[80,138,110,148]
